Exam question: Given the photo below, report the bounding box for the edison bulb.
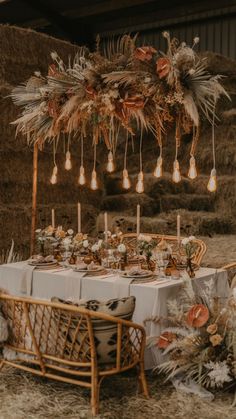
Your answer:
[188,156,197,180]
[90,169,98,190]
[78,165,86,185]
[122,169,131,189]
[172,160,181,183]
[136,171,144,193]
[207,168,217,192]
[50,165,58,184]
[153,156,163,178]
[65,151,72,170]
[106,150,115,173]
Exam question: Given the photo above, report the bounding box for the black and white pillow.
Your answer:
[51,296,136,364]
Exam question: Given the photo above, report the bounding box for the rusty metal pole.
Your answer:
[30,143,38,256]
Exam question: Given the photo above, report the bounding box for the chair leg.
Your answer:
[0,360,4,372]
[138,361,149,398]
[91,375,100,416]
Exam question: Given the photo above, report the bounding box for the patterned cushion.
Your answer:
[51,296,135,364]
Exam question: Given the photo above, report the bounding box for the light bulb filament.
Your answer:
[172,159,181,183]
[207,168,217,192]
[65,151,72,171]
[78,165,86,185]
[136,171,144,193]
[90,169,98,190]
[154,156,163,178]
[122,169,131,189]
[106,150,115,173]
[188,156,197,180]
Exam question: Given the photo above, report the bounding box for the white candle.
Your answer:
[104,212,108,242]
[78,202,81,233]
[177,214,181,245]
[136,204,140,237]
[52,209,55,229]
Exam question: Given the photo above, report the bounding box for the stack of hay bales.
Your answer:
[0,25,102,257]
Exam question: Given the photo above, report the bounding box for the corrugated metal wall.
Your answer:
[101,6,236,59]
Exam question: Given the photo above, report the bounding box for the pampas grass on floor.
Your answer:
[0,367,235,419]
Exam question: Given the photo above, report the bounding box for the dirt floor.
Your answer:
[200,234,236,268]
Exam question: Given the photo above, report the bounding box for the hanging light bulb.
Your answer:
[153,156,163,178]
[172,159,181,183]
[188,156,197,180]
[106,150,115,173]
[207,168,217,192]
[90,169,98,190]
[136,171,144,193]
[122,169,131,190]
[78,165,86,185]
[65,150,72,170]
[50,165,58,185]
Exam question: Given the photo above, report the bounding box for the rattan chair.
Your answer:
[0,293,148,416]
[222,262,236,288]
[122,233,207,266]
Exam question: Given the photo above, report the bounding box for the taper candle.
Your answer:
[52,209,55,229]
[78,202,81,233]
[136,204,140,237]
[177,214,181,245]
[104,212,108,242]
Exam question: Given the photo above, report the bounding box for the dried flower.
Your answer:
[134,46,157,61]
[207,323,218,335]
[209,334,223,347]
[118,243,126,253]
[193,36,200,45]
[156,57,171,79]
[157,331,176,349]
[186,304,209,327]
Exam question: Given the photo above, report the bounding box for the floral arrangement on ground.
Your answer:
[146,276,236,393]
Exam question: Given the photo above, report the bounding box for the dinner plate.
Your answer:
[73,266,103,273]
[28,260,57,267]
[121,270,153,279]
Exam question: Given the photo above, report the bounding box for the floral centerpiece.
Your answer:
[146,276,236,394]
[137,234,157,270]
[35,226,73,259]
[181,236,198,277]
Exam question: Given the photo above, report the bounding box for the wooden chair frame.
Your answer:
[0,293,149,416]
[122,233,207,266]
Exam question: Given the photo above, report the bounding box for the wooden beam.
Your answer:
[30,142,38,256]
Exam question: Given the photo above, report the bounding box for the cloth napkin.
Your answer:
[20,264,36,295]
[64,270,86,300]
[112,275,134,298]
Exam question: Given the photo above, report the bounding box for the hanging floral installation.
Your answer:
[10,32,229,191]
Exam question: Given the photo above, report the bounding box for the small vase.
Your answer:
[186,257,195,278]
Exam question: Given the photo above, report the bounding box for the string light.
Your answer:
[90,143,98,190]
[207,100,217,192]
[154,156,163,178]
[122,132,131,189]
[188,156,197,179]
[78,136,86,185]
[90,169,98,190]
[50,141,58,184]
[65,150,72,170]
[135,131,144,193]
[172,159,181,183]
[122,169,131,189]
[50,165,58,184]
[65,135,72,170]
[106,150,115,173]
[136,170,144,193]
[78,165,86,185]
[207,168,217,192]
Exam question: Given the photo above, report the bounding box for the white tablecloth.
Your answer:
[0,262,229,368]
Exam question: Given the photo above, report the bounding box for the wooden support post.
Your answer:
[30,143,38,256]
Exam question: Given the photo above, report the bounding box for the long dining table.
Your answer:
[0,261,229,369]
